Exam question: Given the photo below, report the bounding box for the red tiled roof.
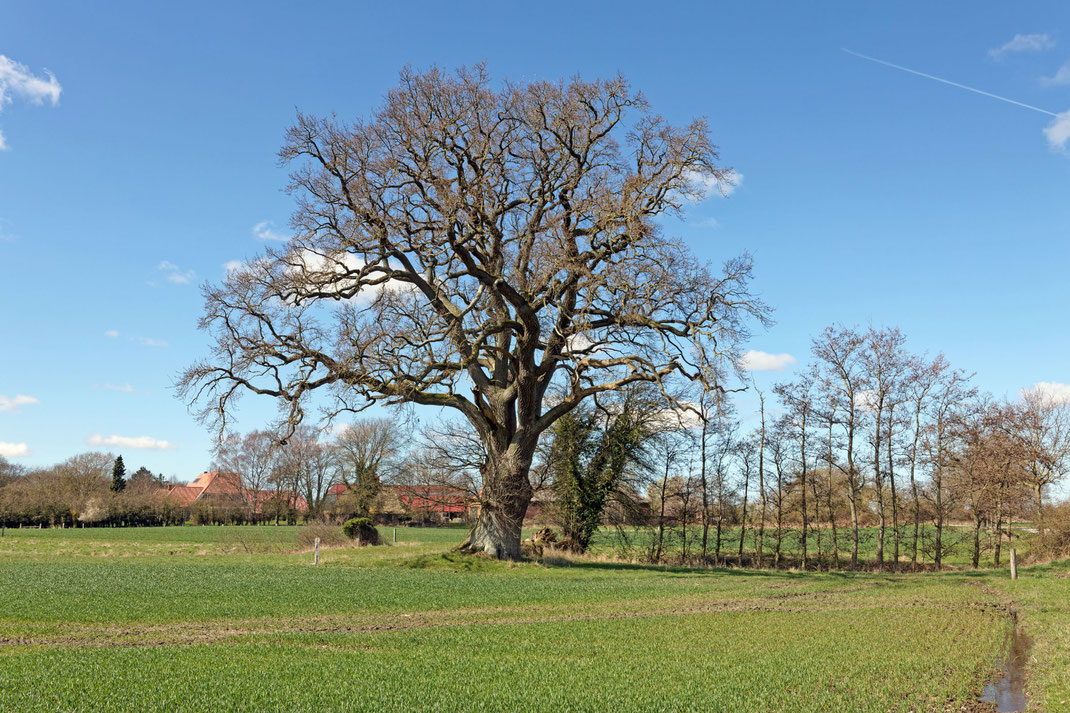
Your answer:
[157,472,307,513]
[161,485,202,507]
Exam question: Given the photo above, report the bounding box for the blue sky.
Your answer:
[1,1,1068,479]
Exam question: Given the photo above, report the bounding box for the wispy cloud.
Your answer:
[1041,61,1070,86]
[685,169,743,200]
[0,54,62,150]
[738,350,797,372]
[98,383,136,393]
[0,441,31,458]
[0,218,17,242]
[222,260,244,273]
[844,48,1069,155]
[692,217,722,229]
[104,329,120,338]
[0,394,39,413]
[132,336,168,348]
[989,33,1056,61]
[252,220,288,242]
[86,433,177,451]
[1045,110,1070,152]
[156,261,195,285]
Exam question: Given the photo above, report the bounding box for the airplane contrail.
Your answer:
[842,48,1058,117]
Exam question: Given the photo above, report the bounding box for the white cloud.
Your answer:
[132,336,168,348]
[0,394,39,413]
[684,169,743,200]
[854,389,878,413]
[0,441,31,458]
[1041,61,1070,86]
[738,350,797,372]
[0,54,62,150]
[1021,381,1070,405]
[989,33,1056,60]
[223,260,244,273]
[104,329,120,338]
[291,249,414,304]
[253,220,288,242]
[86,433,177,451]
[156,260,195,285]
[1044,109,1070,152]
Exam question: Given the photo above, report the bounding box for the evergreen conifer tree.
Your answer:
[110,455,127,492]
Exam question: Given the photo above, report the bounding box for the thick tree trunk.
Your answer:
[462,497,529,560]
[457,449,534,561]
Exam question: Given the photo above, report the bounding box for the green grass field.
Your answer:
[0,525,1066,712]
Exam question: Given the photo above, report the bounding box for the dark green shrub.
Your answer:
[342,517,381,545]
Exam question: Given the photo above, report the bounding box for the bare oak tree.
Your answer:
[179,66,767,559]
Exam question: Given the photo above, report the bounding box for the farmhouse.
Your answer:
[325,483,474,524]
[159,472,308,515]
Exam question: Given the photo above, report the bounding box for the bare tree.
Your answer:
[179,67,769,559]
[903,354,943,571]
[775,374,813,569]
[812,326,866,570]
[736,436,757,564]
[753,381,768,567]
[213,430,279,520]
[275,425,337,517]
[860,326,908,571]
[710,420,736,565]
[1018,387,1070,522]
[922,365,975,570]
[332,417,405,515]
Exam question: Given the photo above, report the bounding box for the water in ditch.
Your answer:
[981,625,1032,712]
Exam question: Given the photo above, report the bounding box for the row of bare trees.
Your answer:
[630,325,1070,570]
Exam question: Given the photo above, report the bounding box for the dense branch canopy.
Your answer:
[180,66,768,453]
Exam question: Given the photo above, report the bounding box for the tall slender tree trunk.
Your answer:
[654,458,671,563]
[934,443,945,571]
[756,393,767,568]
[909,422,921,572]
[738,463,749,564]
[799,412,808,570]
[774,472,783,569]
[810,476,823,570]
[826,424,840,569]
[971,509,982,569]
[873,414,885,572]
[993,493,1004,567]
[886,414,900,573]
[700,417,710,561]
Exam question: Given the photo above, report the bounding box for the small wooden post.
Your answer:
[393,527,397,543]
[1010,548,1018,580]
[314,537,320,566]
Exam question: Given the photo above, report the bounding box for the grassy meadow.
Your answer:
[0,524,1066,712]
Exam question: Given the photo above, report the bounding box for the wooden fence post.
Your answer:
[314,537,320,566]
[1010,548,1018,580]
[393,527,397,543]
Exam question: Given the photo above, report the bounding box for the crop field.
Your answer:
[0,525,1066,712]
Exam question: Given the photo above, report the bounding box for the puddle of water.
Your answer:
[981,626,1032,712]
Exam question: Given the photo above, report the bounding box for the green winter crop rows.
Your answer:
[0,525,1065,712]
